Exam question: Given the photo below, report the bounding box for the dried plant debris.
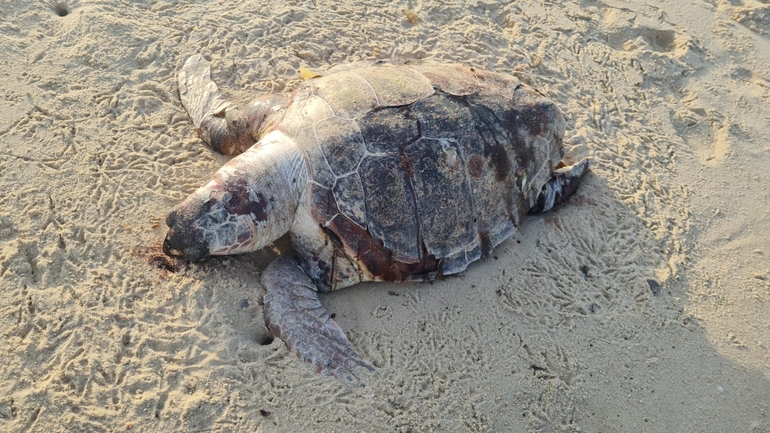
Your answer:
[299,67,322,81]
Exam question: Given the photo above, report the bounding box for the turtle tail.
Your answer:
[530,158,590,214]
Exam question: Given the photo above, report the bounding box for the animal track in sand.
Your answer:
[730,3,770,36]
[674,103,734,166]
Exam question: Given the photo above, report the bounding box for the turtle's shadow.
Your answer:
[191,169,770,430]
[312,171,770,429]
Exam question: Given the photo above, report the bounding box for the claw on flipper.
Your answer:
[178,54,255,155]
[261,256,375,386]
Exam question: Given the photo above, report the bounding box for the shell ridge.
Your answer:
[405,166,426,266]
[407,64,482,96]
[349,70,381,107]
[403,106,426,263]
[438,132,481,263]
[310,119,338,187]
[352,66,434,108]
[315,94,338,119]
[332,173,368,229]
[350,118,368,173]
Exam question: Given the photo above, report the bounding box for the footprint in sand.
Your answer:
[675,103,733,166]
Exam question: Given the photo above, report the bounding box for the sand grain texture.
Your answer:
[1,0,769,432]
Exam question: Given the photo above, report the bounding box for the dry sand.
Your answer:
[1,0,769,431]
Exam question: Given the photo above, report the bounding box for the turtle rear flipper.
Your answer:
[178,54,255,155]
[530,158,590,214]
[261,256,375,385]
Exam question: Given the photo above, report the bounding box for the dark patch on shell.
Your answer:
[510,88,551,138]
[467,103,512,182]
[411,93,474,140]
[398,153,414,178]
[359,107,421,154]
[359,155,420,263]
[485,140,512,182]
[508,86,564,173]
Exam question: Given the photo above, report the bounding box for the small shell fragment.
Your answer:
[402,8,419,24]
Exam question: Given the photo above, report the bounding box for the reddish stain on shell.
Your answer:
[467,154,484,179]
[327,215,438,282]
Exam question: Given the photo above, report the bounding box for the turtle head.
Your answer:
[163,131,307,262]
[163,177,265,261]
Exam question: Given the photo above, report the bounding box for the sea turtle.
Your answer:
[163,55,589,383]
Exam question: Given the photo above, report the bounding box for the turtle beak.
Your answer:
[162,231,185,257]
[162,205,211,262]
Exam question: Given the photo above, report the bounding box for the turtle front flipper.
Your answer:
[530,158,590,214]
[178,54,255,155]
[261,256,375,385]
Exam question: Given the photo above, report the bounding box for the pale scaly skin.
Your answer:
[164,130,306,259]
[163,55,589,385]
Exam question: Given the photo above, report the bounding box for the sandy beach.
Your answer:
[1,0,769,431]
